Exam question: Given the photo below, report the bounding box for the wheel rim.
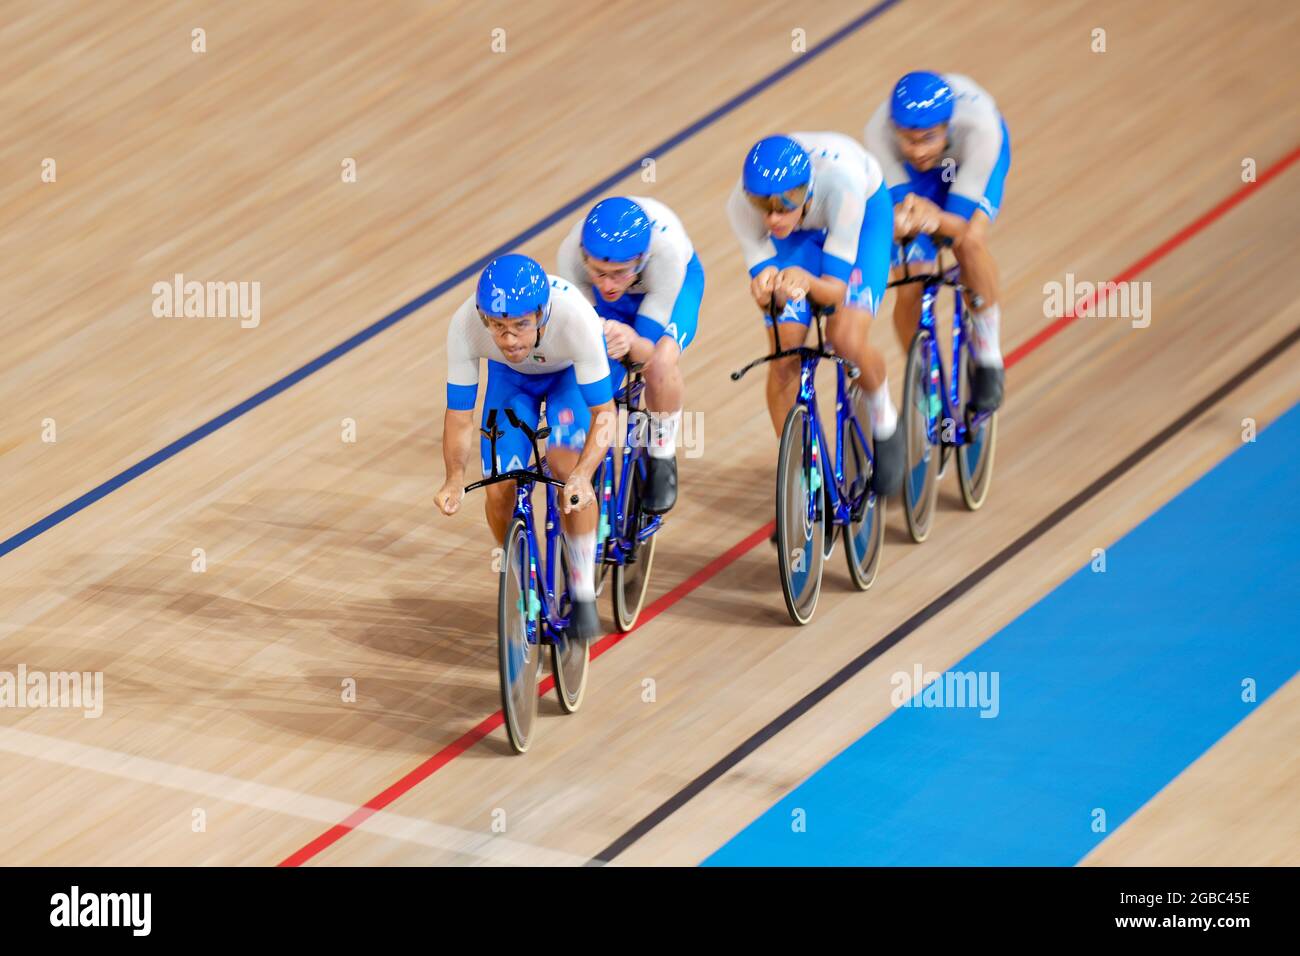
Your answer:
[778,406,823,621]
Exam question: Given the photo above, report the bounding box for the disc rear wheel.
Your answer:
[902,330,940,543]
[551,548,589,714]
[842,415,885,590]
[956,332,998,510]
[613,442,657,632]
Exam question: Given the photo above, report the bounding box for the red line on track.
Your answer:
[278,144,1300,867]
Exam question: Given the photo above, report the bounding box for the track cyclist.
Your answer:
[556,196,704,514]
[863,70,1011,412]
[726,132,904,501]
[434,253,617,641]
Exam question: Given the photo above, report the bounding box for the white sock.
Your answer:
[648,410,681,460]
[867,381,898,439]
[971,304,1004,368]
[563,531,597,601]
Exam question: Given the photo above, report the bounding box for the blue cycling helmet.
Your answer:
[742,135,813,207]
[581,197,651,264]
[890,71,954,128]
[476,254,551,324]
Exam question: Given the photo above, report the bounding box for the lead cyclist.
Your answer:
[434,254,617,641]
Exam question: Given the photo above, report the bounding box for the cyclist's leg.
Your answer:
[635,252,704,512]
[540,367,602,635]
[479,361,543,543]
[947,116,1011,409]
[763,231,823,437]
[828,180,903,495]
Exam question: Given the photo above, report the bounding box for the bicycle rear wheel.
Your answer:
[956,334,998,510]
[498,517,541,753]
[902,329,940,543]
[613,445,657,632]
[551,548,589,714]
[776,403,825,625]
[841,415,885,590]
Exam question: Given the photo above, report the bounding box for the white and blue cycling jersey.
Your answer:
[445,276,612,474]
[557,196,705,382]
[726,131,893,323]
[864,72,1011,225]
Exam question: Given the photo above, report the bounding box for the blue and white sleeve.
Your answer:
[726,181,779,276]
[445,302,481,411]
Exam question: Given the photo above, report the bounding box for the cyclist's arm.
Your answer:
[573,309,619,481]
[574,399,618,481]
[809,179,868,306]
[623,332,656,365]
[863,105,910,191]
[442,302,483,486]
[802,274,846,309]
[556,223,595,302]
[920,206,988,248]
[632,248,688,353]
[725,182,779,275]
[440,406,475,486]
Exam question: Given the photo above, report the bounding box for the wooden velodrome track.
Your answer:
[1,0,1297,866]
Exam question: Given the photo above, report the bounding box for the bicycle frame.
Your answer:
[464,408,570,646]
[596,367,663,568]
[732,308,873,529]
[891,249,994,447]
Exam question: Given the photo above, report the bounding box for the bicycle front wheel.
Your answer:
[776,403,825,625]
[551,549,589,714]
[902,329,940,543]
[498,517,541,753]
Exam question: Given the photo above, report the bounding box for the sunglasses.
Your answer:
[744,184,811,213]
[581,252,645,281]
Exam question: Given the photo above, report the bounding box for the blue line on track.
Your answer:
[0,2,903,560]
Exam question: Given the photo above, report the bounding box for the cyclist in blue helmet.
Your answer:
[435,253,618,640]
[727,132,905,500]
[865,71,1012,412]
[556,196,706,514]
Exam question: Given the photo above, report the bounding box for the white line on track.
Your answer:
[0,726,587,866]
